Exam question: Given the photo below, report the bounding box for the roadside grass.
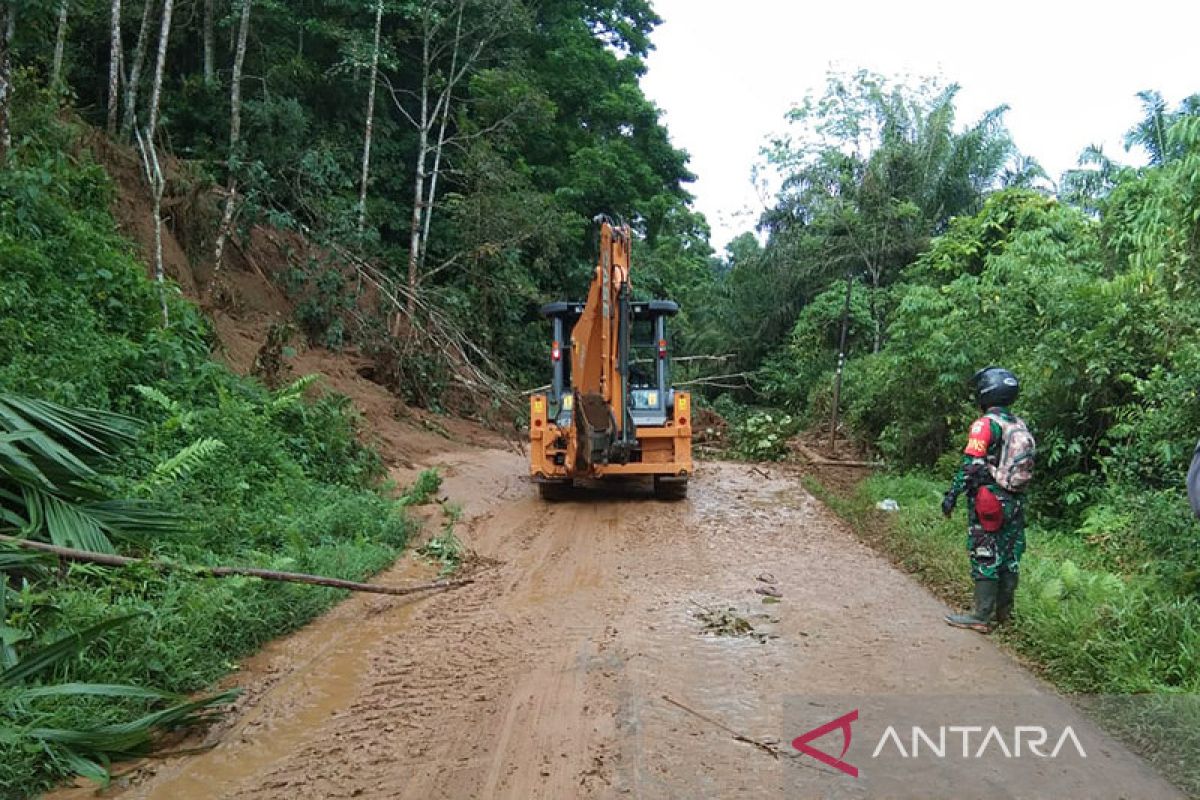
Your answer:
[807,471,1200,795]
[0,103,439,795]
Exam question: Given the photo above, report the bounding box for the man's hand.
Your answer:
[964,461,989,491]
[942,492,957,518]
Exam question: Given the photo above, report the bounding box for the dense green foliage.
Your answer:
[9,0,717,389]
[735,73,1200,711]
[0,100,417,793]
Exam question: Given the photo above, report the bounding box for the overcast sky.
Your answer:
[641,0,1200,252]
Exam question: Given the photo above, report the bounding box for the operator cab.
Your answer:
[539,299,679,429]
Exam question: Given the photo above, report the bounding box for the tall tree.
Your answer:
[0,1,12,161]
[357,0,384,235]
[120,0,155,139]
[761,70,1016,351]
[390,0,523,311]
[213,0,252,270]
[135,128,170,327]
[52,0,69,87]
[203,0,215,83]
[145,0,174,141]
[107,0,122,133]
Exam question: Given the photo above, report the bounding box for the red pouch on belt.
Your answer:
[975,486,1005,532]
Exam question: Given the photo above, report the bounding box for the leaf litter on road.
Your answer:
[689,600,778,643]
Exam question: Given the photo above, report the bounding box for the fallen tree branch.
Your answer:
[794,443,879,468]
[661,694,782,759]
[0,535,474,597]
[673,372,752,390]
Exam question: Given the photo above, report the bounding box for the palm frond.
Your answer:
[23,488,114,553]
[83,499,181,538]
[0,392,179,551]
[0,615,138,688]
[17,683,176,702]
[26,689,238,755]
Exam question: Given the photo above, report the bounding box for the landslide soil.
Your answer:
[52,448,1181,800]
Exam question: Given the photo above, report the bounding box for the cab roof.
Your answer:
[539,300,679,320]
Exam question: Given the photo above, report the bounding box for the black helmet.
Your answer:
[972,366,1019,410]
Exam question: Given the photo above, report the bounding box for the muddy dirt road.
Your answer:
[78,446,1180,800]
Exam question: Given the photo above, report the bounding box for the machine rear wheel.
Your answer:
[653,476,688,501]
[538,481,572,501]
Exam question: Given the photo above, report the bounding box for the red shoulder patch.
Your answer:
[963,417,992,457]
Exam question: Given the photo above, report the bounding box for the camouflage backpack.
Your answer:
[986,413,1036,492]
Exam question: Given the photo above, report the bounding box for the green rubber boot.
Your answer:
[945,580,998,633]
[996,572,1019,624]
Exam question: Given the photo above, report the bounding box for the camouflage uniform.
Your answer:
[947,407,1027,581]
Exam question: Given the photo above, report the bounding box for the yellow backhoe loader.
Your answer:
[529,218,693,500]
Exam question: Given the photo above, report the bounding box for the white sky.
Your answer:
[641,0,1200,252]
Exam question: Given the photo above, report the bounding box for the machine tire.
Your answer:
[538,481,572,501]
[654,476,688,501]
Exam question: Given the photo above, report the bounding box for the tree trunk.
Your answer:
[151,157,168,326]
[356,0,383,236]
[145,0,174,142]
[406,18,432,316]
[419,5,464,271]
[869,269,882,353]
[120,0,154,139]
[135,127,170,327]
[51,1,69,87]
[0,3,13,162]
[407,126,428,317]
[107,0,122,134]
[213,0,251,272]
[203,0,214,84]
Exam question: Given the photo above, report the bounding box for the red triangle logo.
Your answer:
[791,709,859,777]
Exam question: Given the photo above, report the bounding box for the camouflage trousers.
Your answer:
[966,488,1026,581]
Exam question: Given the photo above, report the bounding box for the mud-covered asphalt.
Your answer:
[63,448,1181,800]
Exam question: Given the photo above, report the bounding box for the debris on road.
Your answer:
[690,600,776,643]
[661,695,784,759]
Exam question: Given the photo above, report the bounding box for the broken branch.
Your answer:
[0,535,474,597]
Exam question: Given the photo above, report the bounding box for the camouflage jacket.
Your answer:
[948,406,1017,498]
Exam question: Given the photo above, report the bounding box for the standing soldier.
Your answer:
[941,367,1036,633]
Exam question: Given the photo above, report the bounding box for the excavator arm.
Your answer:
[571,219,635,467]
[529,216,693,500]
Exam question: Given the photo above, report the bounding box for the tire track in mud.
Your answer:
[79,451,1183,800]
